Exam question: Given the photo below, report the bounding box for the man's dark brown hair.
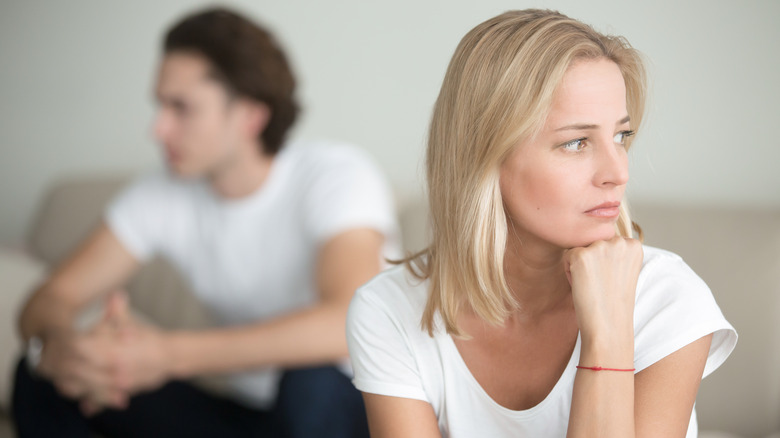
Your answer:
[164,7,299,155]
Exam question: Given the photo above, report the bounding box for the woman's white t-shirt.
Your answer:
[346,246,737,437]
[106,140,400,408]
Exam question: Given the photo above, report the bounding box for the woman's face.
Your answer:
[499,58,631,250]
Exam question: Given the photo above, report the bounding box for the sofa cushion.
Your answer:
[632,204,780,437]
[28,177,130,266]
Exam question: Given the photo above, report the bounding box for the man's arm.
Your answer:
[18,222,140,341]
[16,222,140,409]
[159,227,385,379]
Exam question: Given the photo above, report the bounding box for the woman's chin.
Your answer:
[565,229,619,248]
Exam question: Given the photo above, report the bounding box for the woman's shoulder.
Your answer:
[635,244,713,312]
[639,244,684,266]
[637,245,704,293]
[346,263,441,404]
[350,263,430,323]
[633,245,737,376]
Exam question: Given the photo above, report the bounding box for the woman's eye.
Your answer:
[561,138,586,152]
[614,130,635,145]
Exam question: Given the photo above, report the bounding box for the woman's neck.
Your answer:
[502,229,572,320]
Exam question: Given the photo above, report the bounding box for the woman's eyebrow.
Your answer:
[554,115,631,132]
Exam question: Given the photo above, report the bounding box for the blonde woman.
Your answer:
[346,9,737,437]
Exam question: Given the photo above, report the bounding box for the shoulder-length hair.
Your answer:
[409,9,647,337]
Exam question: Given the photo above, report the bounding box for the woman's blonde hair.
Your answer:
[408,9,647,336]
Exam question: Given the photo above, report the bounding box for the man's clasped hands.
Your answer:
[36,292,172,416]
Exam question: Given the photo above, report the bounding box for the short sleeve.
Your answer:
[300,146,398,245]
[633,249,738,378]
[346,282,429,402]
[104,172,169,262]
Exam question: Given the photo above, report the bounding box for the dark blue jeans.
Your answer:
[12,357,369,438]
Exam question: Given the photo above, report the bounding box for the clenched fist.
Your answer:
[563,237,643,359]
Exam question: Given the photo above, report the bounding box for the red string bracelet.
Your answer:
[576,365,635,372]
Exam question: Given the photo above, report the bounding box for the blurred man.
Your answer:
[13,7,398,437]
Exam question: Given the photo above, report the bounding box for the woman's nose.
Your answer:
[593,140,629,187]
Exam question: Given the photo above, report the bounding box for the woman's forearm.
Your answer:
[567,330,635,437]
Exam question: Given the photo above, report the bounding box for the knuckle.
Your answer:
[112,374,129,392]
[568,250,585,264]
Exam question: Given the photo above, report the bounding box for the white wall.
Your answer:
[1,0,778,246]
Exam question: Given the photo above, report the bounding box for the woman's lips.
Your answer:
[585,202,621,218]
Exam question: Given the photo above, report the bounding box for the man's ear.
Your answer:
[242,99,271,140]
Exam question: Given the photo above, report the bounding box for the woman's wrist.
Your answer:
[579,325,634,368]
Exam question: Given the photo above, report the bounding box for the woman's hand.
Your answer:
[563,236,643,357]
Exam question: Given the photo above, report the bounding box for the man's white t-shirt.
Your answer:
[346,246,738,437]
[106,140,400,408]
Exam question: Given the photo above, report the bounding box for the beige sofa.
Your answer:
[1,176,778,437]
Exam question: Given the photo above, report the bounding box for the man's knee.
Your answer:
[12,356,56,412]
[276,366,368,438]
[12,356,91,437]
[279,366,352,400]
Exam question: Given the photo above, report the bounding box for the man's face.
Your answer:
[152,52,245,178]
